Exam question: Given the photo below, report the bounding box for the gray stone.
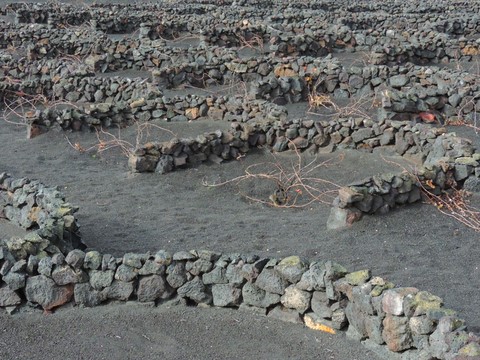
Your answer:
[51,253,65,265]
[297,262,326,291]
[255,268,289,295]
[25,275,73,310]
[155,155,174,174]
[52,265,82,285]
[3,271,25,291]
[365,315,384,344]
[389,75,409,88]
[177,276,211,304]
[463,175,480,192]
[37,257,53,277]
[267,305,302,324]
[74,283,105,307]
[241,258,269,281]
[166,262,187,288]
[349,75,364,89]
[332,308,348,330]
[197,250,221,262]
[351,284,374,315]
[311,291,332,318]
[454,164,470,181]
[89,270,114,290]
[0,285,22,306]
[154,250,172,265]
[212,284,242,307]
[379,128,395,146]
[242,281,281,308]
[225,263,245,287]
[327,206,363,229]
[351,128,374,143]
[186,259,213,276]
[65,249,85,269]
[123,253,144,269]
[137,275,172,302]
[138,259,165,276]
[101,254,117,271]
[172,251,197,261]
[106,280,134,301]
[27,255,39,274]
[115,264,138,282]
[203,266,228,285]
[345,301,368,339]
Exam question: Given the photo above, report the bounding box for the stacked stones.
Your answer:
[1,211,480,359]
[0,173,84,254]
[4,3,480,68]
[128,129,251,174]
[26,95,287,136]
[328,127,480,228]
[3,55,479,121]
[130,116,480,182]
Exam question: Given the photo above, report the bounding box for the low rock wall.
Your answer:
[26,95,287,135]
[0,173,84,254]
[2,17,479,67]
[1,206,479,358]
[3,55,479,120]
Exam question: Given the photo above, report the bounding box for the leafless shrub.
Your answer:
[203,141,342,208]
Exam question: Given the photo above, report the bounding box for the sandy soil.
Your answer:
[0,302,379,360]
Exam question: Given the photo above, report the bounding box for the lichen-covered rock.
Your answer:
[280,285,311,313]
[275,256,307,283]
[83,251,102,270]
[345,270,371,286]
[89,270,114,290]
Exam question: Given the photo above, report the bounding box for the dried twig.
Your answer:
[420,184,480,232]
[203,141,342,208]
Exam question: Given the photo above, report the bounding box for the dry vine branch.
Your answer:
[305,77,376,119]
[3,90,80,126]
[65,120,177,158]
[202,142,342,208]
[420,184,480,232]
[380,155,480,232]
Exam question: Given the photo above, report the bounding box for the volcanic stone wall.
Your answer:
[0,173,84,254]
[1,177,479,358]
[3,55,479,121]
[2,13,480,66]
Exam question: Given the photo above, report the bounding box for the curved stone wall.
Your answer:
[0,178,479,358]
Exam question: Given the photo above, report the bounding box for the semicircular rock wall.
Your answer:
[1,174,479,359]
